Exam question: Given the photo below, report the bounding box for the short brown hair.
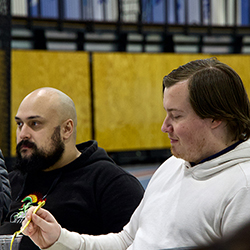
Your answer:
[163,58,250,141]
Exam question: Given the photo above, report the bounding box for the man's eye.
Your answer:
[16,122,23,127]
[32,121,38,126]
[173,115,181,119]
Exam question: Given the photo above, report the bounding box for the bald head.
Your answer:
[15,87,81,171]
[17,87,77,139]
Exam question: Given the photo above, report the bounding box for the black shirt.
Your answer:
[0,140,144,250]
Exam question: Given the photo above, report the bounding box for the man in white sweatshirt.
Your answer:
[22,58,250,250]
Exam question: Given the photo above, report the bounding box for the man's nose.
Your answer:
[161,117,173,133]
[18,124,31,140]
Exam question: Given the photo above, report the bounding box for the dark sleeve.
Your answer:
[0,150,11,224]
[98,171,144,233]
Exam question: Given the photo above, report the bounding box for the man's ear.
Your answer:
[61,119,74,139]
[211,119,222,129]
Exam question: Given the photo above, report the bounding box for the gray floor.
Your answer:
[123,163,160,189]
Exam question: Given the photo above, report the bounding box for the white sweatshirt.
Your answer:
[46,139,250,250]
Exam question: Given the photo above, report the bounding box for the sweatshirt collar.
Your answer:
[190,140,244,167]
[185,139,250,179]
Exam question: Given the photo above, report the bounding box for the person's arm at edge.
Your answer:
[0,149,11,224]
[45,228,131,250]
[22,207,132,250]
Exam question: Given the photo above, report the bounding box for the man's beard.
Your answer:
[15,126,65,174]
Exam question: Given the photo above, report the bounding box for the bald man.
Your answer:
[0,88,144,250]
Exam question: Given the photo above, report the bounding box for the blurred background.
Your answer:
[2,0,250,187]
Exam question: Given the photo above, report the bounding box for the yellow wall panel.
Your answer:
[11,50,91,156]
[11,52,250,154]
[93,53,210,151]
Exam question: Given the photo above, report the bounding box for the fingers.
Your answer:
[21,206,51,236]
[30,212,52,232]
[24,206,55,223]
[21,220,34,236]
[25,206,37,218]
[20,206,62,249]
[35,208,57,223]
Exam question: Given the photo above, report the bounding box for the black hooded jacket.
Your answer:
[0,140,144,250]
[0,150,11,224]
